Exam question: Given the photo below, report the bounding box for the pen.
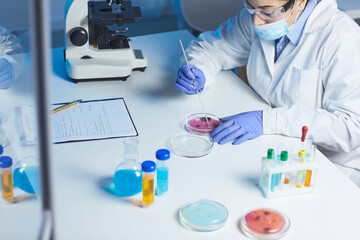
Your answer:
[52,99,82,114]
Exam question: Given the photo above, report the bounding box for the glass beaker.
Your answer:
[13,155,40,194]
[113,138,142,196]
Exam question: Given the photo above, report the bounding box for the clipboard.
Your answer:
[17,97,138,144]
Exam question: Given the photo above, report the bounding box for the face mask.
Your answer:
[253,0,297,41]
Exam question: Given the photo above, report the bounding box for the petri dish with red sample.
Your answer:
[185,113,221,135]
[240,208,290,240]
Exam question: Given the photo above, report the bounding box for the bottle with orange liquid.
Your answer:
[142,160,156,207]
[0,156,13,201]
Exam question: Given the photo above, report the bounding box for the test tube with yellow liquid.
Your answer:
[0,156,14,201]
[142,161,156,207]
[296,149,306,188]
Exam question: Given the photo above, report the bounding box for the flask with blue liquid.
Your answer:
[13,155,40,194]
[155,149,170,196]
[113,138,142,196]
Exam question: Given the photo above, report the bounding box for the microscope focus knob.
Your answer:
[70,27,88,46]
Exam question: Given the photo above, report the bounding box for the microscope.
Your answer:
[64,0,147,82]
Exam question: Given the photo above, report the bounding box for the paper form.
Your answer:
[16,98,138,144]
[52,98,138,143]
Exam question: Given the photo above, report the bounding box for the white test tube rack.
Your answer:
[259,154,317,199]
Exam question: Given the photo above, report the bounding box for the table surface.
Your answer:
[1,30,360,240]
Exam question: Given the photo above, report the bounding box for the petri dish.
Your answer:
[179,199,228,231]
[185,113,221,135]
[240,208,290,240]
[170,133,213,158]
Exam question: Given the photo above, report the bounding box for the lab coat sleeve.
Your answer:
[0,26,24,81]
[263,29,360,156]
[184,9,253,86]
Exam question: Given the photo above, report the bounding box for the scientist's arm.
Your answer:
[0,26,24,89]
[263,30,360,160]
[184,9,254,85]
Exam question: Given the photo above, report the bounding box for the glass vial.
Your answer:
[0,156,13,201]
[155,149,170,196]
[142,160,156,207]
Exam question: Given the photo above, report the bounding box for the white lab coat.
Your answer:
[0,26,24,83]
[185,0,360,185]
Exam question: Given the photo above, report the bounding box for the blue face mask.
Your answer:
[254,18,290,41]
[253,1,296,41]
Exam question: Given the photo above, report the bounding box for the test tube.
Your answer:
[266,149,276,192]
[295,149,306,188]
[279,151,289,190]
[304,145,317,187]
[0,156,13,201]
[155,149,170,196]
[276,143,284,186]
[305,139,313,161]
[142,160,156,207]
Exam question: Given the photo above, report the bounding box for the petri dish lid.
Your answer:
[240,208,290,240]
[179,199,228,231]
[170,133,213,158]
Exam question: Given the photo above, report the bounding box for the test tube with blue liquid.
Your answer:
[265,149,277,192]
[155,149,170,196]
[275,143,285,186]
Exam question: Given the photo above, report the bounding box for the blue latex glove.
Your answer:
[0,58,14,89]
[176,63,206,95]
[211,111,263,145]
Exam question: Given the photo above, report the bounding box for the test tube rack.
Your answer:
[259,153,317,199]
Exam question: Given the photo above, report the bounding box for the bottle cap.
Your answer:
[156,149,170,161]
[0,145,3,155]
[267,149,274,159]
[0,156,12,168]
[142,160,156,172]
[298,149,306,158]
[280,151,288,161]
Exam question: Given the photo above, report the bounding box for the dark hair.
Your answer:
[282,0,296,12]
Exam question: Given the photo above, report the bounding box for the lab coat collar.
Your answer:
[303,0,338,33]
[258,36,275,76]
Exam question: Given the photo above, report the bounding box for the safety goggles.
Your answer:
[243,0,295,21]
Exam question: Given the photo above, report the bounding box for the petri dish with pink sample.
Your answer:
[239,208,290,240]
[185,113,221,135]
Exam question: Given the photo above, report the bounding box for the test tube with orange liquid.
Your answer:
[142,160,156,207]
[0,156,14,201]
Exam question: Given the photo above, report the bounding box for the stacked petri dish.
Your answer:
[171,113,221,158]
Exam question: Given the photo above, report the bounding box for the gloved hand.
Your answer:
[211,111,263,145]
[176,63,206,95]
[0,58,14,89]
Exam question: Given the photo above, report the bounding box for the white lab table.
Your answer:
[1,30,360,240]
[338,0,360,19]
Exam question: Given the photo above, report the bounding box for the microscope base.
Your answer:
[70,67,146,83]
